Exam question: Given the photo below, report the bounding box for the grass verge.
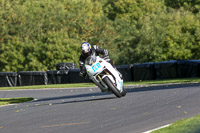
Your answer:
[0,83,95,90]
[0,97,34,106]
[152,114,200,133]
[125,78,200,85]
[0,78,200,90]
[0,78,200,91]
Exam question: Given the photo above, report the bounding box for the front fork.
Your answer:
[97,70,110,81]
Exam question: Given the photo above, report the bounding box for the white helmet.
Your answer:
[81,42,91,56]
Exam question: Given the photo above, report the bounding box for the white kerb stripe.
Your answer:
[143,124,171,133]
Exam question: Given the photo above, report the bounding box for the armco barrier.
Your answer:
[177,60,200,78]
[47,70,70,84]
[68,69,90,83]
[133,62,156,81]
[18,71,48,86]
[155,60,178,79]
[0,72,18,87]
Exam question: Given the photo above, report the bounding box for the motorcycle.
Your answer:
[85,55,126,98]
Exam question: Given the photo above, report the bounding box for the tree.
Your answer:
[164,0,200,13]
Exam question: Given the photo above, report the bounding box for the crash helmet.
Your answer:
[81,42,92,57]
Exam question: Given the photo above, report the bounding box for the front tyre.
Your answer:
[103,77,122,98]
[121,88,126,97]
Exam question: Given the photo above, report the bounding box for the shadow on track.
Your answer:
[30,94,116,107]
[32,92,114,103]
[54,97,116,105]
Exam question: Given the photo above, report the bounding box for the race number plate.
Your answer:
[92,63,101,72]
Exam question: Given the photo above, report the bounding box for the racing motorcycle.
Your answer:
[85,56,126,98]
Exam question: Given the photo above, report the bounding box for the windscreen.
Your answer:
[85,56,96,66]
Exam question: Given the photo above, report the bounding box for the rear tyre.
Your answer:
[103,77,122,98]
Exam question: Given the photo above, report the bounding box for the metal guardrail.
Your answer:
[0,60,200,87]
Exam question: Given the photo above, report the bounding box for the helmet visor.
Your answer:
[82,50,91,56]
[82,49,89,54]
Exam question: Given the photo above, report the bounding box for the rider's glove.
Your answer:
[103,56,110,62]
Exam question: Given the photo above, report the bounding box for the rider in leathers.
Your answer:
[79,42,112,78]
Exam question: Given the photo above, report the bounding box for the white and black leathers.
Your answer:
[79,45,109,77]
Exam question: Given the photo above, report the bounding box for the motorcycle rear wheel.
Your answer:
[103,77,122,98]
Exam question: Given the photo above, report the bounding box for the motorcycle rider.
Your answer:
[79,42,113,78]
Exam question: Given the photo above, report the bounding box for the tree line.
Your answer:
[0,0,200,72]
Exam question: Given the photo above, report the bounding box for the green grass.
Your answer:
[152,114,200,133]
[0,78,200,91]
[0,97,34,106]
[125,78,200,85]
[0,83,95,90]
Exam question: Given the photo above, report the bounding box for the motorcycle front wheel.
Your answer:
[121,88,126,97]
[102,77,122,98]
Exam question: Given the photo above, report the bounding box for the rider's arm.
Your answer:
[93,45,109,57]
[94,45,111,63]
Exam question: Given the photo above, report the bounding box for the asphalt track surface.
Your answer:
[1,83,200,133]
